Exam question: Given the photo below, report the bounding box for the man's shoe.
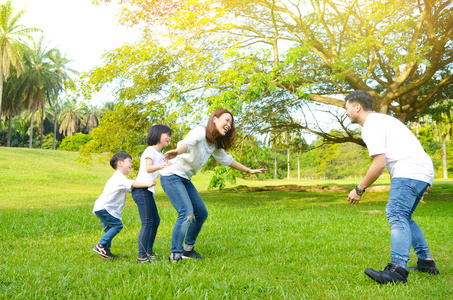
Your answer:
[93,244,107,256]
[408,258,439,275]
[364,263,409,284]
[182,249,203,260]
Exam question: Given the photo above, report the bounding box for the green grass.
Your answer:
[0,147,452,299]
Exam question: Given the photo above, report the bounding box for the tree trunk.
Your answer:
[7,112,12,147]
[40,104,44,149]
[0,75,3,123]
[53,97,58,150]
[442,135,448,179]
[29,107,36,149]
[274,149,277,179]
[298,151,300,181]
[287,148,290,180]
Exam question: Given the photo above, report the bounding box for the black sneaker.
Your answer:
[182,249,203,260]
[93,244,107,256]
[364,263,409,284]
[408,258,439,275]
[101,249,118,259]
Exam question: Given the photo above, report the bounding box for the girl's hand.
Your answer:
[160,161,172,169]
[249,168,267,174]
[163,149,178,161]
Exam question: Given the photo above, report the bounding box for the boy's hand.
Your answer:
[148,179,156,187]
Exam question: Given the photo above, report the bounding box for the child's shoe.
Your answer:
[93,243,107,256]
[101,249,118,259]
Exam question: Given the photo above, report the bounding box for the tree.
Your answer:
[94,0,453,146]
[429,101,453,178]
[19,38,62,148]
[49,51,75,150]
[0,0,38,122]
[58,98,86,138]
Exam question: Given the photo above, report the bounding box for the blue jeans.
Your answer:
[94,209,123,250]
[160,175,208,253]
[386,178,432,269]
[132,188,160,258]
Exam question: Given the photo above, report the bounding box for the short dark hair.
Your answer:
[345,90,374,111]
[110,152,132,170]
[205,108,236,150]
[147,124,172,146]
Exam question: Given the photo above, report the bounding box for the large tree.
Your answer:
[0,0,38,122]
[92,0,453,145]
[19,38,61,148]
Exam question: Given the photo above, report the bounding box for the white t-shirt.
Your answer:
[362,113,434,184]
[92,170,134,220]
[160,126,234,180]
[135,146,164,195]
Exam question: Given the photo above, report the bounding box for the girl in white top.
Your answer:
[161,108,267,262]
[132,125,172,263]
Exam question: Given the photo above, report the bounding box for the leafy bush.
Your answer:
[59,133,93,151]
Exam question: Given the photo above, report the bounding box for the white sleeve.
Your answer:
[212,148,234,166]
[178,126,205,152]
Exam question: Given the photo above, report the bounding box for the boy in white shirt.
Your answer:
[92,152,155,259]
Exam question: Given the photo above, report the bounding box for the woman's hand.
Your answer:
[163,149,178,161]
[249,168,267,174]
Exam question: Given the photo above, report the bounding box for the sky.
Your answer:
[10,0,140,74]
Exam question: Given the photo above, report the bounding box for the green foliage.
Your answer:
[58,132,92,151]
[207,165,237,191]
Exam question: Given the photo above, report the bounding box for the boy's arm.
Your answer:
[132,179,156,189]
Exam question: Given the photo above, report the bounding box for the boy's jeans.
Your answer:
[160,175,208,254]
[386,178,432,269]
[95,209,123,250]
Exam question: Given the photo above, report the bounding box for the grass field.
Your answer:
[0,147,452,299]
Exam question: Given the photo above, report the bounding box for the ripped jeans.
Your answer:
[160,175,208,253]
[386,178,432,269]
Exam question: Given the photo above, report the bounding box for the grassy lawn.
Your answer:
[0,147,452,299]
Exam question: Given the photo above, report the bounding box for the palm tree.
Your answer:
[50,51,75,149]
[58,98,86,137]
[0,0,39,122]
[18,38,61,148]
[1,69,22,146]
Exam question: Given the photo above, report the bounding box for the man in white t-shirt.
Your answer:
[345,90,439,284]
[92,152,155,259]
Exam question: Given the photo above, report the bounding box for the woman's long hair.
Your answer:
[205,108,236,150]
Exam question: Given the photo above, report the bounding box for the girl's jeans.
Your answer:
[386,178,432,269]
[95,209,123,250]
[160,175,208,253]
[131,188,160,258]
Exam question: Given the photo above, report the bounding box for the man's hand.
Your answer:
[347,189,362,204]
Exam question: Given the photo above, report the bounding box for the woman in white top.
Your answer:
[161,108,267,262]
[132,125,172,264]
